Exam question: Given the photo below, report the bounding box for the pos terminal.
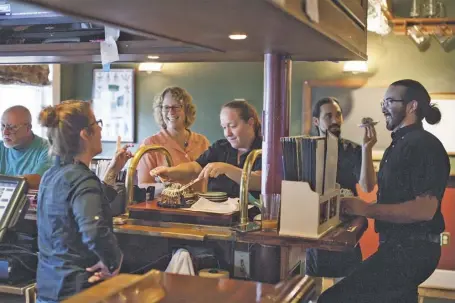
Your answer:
[0,174,36,283]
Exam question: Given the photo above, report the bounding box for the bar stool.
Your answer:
[418,287,455,303]
[321,277,338,292]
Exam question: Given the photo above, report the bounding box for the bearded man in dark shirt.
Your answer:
[306,97,377,279]
[319,80,450,303]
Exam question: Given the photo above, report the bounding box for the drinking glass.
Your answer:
[261,193,281,232]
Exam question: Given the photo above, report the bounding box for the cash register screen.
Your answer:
[0,175,28,242]
[0,180,19,221]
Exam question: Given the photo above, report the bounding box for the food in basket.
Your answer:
[158,182,195,208]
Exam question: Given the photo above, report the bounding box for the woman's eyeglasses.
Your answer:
[161,105,183,112]
[89,119,103,128]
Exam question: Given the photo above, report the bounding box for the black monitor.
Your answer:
[0,0,77,26]
[0,175,28,242]
[0,1,106,45]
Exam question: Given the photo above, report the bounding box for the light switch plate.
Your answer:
[234,250,250,278]
[441,232,450,246]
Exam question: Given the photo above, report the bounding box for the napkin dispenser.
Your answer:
[280,181,341,239]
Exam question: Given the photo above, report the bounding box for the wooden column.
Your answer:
[262,53,292,195]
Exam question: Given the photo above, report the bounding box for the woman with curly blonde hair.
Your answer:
[137,87,209,185]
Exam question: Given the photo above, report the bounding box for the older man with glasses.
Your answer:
[0,105,51,189]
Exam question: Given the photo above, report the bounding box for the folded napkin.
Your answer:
[165,248,195,276]
[188,197,240,214]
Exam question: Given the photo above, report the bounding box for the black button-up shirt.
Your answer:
[37,161,123,301]
[195,136,262,198]
[337,138,362,196]
[376,123,450,236]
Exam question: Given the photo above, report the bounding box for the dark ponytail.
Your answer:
[390,79,441,124]
[424,104,442,125]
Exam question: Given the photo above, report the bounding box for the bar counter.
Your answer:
[114,215,367,250]
[63,269,316,303]
[24,196,367,283]
[113,201,367,283]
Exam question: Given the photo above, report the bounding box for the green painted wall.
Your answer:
[60,33,455,157]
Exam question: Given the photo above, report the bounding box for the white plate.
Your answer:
[199,192,228,197]
[201,196,228,199]
[199,191,227,196]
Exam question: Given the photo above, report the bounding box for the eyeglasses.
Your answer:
[1,123,29,134]
[161,105,183,112]
[89,119,103,128]
[380,98,406,108]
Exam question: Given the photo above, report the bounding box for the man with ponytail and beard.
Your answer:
[319,79,450,303]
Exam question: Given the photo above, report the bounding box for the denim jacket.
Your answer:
[36,161,123,301]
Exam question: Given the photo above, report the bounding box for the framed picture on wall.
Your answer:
[92,68,135,142]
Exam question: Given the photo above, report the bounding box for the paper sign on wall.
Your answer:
[306,0,320,23]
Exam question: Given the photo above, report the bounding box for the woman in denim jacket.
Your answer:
[36,100,133,303]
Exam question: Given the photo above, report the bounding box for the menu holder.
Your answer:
[313,137,326,195]
[280,135,337,196]
[323,132,338,195]
[279,180,341,239]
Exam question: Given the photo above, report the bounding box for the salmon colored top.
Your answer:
[137,129,210,185]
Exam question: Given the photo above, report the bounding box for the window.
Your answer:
[0,84,52,137]
[0,64,56,138]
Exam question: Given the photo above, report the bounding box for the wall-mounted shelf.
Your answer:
[383,3,455,35]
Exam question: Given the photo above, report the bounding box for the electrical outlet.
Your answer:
[234,250,250,278]
[441,232,450,246]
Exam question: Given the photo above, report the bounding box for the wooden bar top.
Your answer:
[128,200,241,226]
[63,270,315,303]
[114,216,367,251]
[115,222,233,241]
[237,216,368,251]
[63,274,141,303]
[129,200,238,217]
